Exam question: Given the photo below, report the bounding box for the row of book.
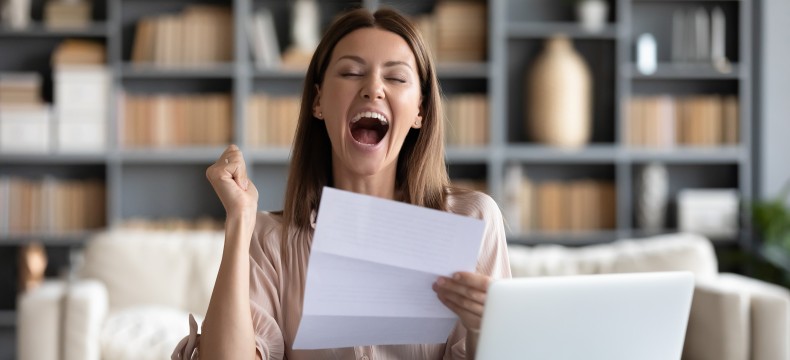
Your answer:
[132,6,233,66]
[44,0,91,29]
[0,177,105,234]
[247,94,300,148]
[446,94,489,146]
[120,217,224,231]
[413,0,487,63]
[627,95,739,147]
[122,94,232,147]
[504,165,616,233]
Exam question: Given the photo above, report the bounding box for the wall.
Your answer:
[758,0,790,201]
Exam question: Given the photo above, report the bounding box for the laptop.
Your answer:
[475,271,694,360]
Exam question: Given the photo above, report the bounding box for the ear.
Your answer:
[312,84,323,120]
[412,98,424,129]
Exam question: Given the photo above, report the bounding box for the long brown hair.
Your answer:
[282,7,449,234]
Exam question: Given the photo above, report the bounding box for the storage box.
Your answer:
[678,189,739,239]
[0,106,52,153]
[57,118,105,152]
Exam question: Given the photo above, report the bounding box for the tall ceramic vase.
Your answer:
[637,162,669,231]
[526,35,592,148]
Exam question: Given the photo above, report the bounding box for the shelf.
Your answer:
[436,63,489,79]
[121,63,235,79]
[504,145,619,163]
[0,231,99,246]
[0,23,109,38]
[252,67,306,80]
[0,153,107,164]
[630,229,740,245]
[0,310,14,327]
[627,63,742,80]
[446,147,490,164]
[507,22,618,39]
[120,147,226,163]
[247,148,291,164]
[508,230,624,246]
[626,146,745,163]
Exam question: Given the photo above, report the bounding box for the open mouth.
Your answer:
[350,111,389,145]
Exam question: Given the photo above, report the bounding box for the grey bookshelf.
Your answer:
[0,2,757,354]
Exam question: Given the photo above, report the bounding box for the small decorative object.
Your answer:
[281,0,320,69]
[18,242,47,292]
[576,0,609,32]
[526,35,592,148]
[678,188,739,239]
[636,33,657,75]
[637,163,668,231]
[1,0,32,29]
[291,0,320,52]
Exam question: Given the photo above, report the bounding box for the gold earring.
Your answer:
[318,112,323,118]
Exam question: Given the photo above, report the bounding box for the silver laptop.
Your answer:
[476,272,694,360]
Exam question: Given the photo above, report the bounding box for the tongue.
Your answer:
[352,128,380,145]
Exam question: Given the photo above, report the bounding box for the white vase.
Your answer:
[291,0,321,52]
[576,0,609,32]
[526,36,592,148]
[637,163,669,231]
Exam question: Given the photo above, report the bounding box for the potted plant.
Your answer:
[752,179,790,271]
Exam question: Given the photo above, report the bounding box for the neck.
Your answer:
[332,160,398,201]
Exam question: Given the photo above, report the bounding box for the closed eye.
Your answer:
[387,78,407,83]
[342,73,363,78]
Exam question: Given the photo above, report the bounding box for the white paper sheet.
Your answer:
[292,187,485,349]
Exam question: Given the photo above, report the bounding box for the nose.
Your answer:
[360,75,385,100]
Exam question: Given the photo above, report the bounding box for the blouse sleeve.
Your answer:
[444,192,512,359]
[171,212,287,360]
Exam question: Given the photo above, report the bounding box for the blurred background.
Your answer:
[0,0,789,359]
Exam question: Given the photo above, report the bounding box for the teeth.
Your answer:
[351,111,389,125]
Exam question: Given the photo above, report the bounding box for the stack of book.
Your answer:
[627,95,739,147]
[52,40,108,152]
[431,0,487,62]
[119,217,223,231]
[132,6,233,67]
[0,177,106,235]
[445,94,488,147]
[122,93,232,148]
[247,94,300,148]
[44,0,92,29]
[504,165,616,234]
[0,73,41,105]
[0,72,51,153]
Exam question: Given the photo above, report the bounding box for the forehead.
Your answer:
[330,27,417,67]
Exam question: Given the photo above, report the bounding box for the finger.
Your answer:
[452,272,493,292]
[217,144,240,163]
[436,285,485,317]
[224,158,248,191]
[435,277,487,304]
[436,291,483,328]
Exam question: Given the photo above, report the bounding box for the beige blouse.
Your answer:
[173,190,511,360]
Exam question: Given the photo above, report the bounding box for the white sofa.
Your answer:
[17,230,790,360]
[18,230,224,360]
[509,233,790,360]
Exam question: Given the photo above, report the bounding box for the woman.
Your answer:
[173,7,510,360]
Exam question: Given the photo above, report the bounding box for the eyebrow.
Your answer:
[336,55,413,70]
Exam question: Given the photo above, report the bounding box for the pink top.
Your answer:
[173,190,511,360]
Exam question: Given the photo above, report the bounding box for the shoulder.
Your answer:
[445,189,502,222]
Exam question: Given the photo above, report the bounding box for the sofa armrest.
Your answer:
[18,281,67,360]
[63,279,108,360]
[717,273,790,360]
[683,280,750,360]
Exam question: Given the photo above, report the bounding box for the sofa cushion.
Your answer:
[508,233,719,280]
[100,306,204,360]
[79,230,223,313]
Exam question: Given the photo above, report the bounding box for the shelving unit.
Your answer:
[0,1,756,352]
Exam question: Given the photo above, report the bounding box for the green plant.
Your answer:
[752,179,790,251]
